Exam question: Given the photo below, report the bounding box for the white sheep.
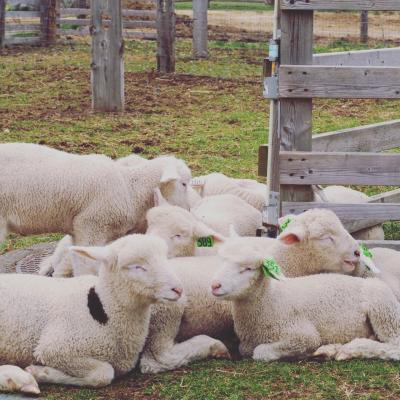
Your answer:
[0,234,182,388]
[0,143,192,277]
[313,185,385,240]
[139,209,369,373]
[146,191,225,258]
[0,365,40,395]
[210,241,400,362]
[191,194,262,237]
[193,173,384,240]
[115,154,148,167]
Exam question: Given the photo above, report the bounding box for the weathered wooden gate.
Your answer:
[259,0,400,250]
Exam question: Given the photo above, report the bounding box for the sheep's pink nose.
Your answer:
[172,287,183,297]
[354,250,361,257]
[212,282,222,291]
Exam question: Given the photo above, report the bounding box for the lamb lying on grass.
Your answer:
[0,234,182,389]
[0,143,192,277]
[211,242,400,362]
[139,209,369,373]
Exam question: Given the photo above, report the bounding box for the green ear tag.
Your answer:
[262,258,285,280]
[280,217,292,232]
[196,236,214,248]
[360,243,373,259]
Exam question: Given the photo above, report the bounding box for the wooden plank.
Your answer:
[61,8,90,16]
[123,9,156,18]
[4,36,41,45]
[59,18,89,26]
[279,10,314,204]
[280,151,400,186]
[0,0,5,48]
[5,11,41,17]
[124,20,156,29]
[40,0,59,46]
[7,24,41,31]
[282,202,400,221]
[156,0,175,73]
[313,120,400,153]
[369,189,400,204]
[313,47,400,67]
[91,0,124,112]
[361,241,400,251]
[280,0,400,11]
[279,65,400,99]
[58,28,88,36]
[124,30,157,40]
[258,119,400,176]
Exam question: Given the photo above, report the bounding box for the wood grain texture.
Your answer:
[5,11,41,17]
[91,0,124,112]
[0,0,5,48]
[156,0,175,73]
[40,0,59,46]
[4,36,41,45]
[313,47,400,67]
[279,65,400,99]
[192,0,208,58]
[282,202,400,220]
[313,120,400,152]
[280,0,400,11]
[361,241,400,251]
[280,151,400,185]
[279,10,314,203]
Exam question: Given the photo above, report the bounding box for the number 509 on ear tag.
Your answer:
[196,236,214,248]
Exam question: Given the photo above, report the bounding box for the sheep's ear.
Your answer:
[154,188,169,206]
[70,246,117,273]
[194,221,225,243]
[277,226,305,245]
[229,224,240,238]
[160,165,180,183]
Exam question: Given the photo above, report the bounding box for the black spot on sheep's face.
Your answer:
[87,287,108,325]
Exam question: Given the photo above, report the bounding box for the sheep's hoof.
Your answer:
[25,366,49,381]
[210,342,231,360]
[313,344,342,360]
[335,350,353,361]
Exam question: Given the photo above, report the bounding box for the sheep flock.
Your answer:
[0,142,399,394]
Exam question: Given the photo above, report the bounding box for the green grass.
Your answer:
[1,37,400,399]
[176,0,273,12]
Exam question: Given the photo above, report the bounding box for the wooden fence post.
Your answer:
[360,10,368,43]
[279,10,314,204]
[192,0,208,58]
[40,0,60,47]
[91,0,124,112]
[157,0,175,73]
[0,0,5,49]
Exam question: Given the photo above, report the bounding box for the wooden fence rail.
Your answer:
[281,0,400,11]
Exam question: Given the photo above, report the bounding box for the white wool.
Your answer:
[0,143,192,277]
[140,209,367,373]
[211,251,400,362]
[0,234,182,388]
[0,365,40,395]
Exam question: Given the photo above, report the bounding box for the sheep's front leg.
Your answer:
[39,235,73,277]
[26,358,114,388]
[141,334,230,374]
[253,327,321,362]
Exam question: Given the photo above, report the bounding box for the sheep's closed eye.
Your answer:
[171,234,182,240]
[132,265,147,272]
[240,267,253,274]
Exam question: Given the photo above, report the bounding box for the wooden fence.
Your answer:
[259,0,400,250]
